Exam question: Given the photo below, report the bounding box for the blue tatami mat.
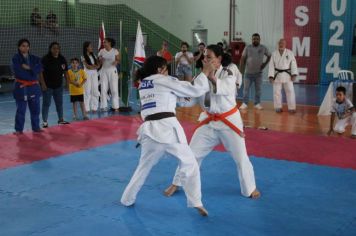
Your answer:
[1,141,356,236]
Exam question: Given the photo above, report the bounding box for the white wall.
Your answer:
[79,0,284,51]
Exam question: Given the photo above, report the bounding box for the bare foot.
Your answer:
[195,206,209,216]
[250,189,261,199]
[164,184,178,197]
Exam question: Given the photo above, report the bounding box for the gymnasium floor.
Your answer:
[1,83,356,236]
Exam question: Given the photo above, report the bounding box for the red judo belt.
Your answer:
[16,79,39,88]
[195,106,245,138]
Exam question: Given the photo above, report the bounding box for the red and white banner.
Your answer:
[98,21,106,50]
[284,0,320,84]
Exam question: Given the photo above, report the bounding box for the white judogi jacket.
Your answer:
[198,65,242,130]
[138,73,209,144]
[268,49,298,83]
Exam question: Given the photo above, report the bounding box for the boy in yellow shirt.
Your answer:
[68,58,89,120]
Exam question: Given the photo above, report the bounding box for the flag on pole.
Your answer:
[98,21,106,50]
[120,46,130,106]
[133,21,146,67]
[131,21,146,103]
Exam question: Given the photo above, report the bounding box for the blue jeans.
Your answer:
[242,73,262,105]
[15,96,40,132]
[42,87,64,122]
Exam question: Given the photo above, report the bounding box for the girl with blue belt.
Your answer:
[12,39,42,134]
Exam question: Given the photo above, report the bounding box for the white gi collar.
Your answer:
[214,65,224,78]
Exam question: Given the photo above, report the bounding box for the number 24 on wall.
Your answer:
[325,0,347,78]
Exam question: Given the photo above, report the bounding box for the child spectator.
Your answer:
[328,86,356,139]
[68,58,89,120]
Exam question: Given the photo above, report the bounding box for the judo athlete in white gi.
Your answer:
[165,45,260,199]
[327,86,356,139]
[268,39,298,113]
[82,41,100,112]
[121,55,215,216]
[98,38,120,111]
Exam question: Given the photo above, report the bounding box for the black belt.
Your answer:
[144,112,175,121]
[274,68,292,80]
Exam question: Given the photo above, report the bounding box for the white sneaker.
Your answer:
[239,103,248,110]
[254,104,263,110]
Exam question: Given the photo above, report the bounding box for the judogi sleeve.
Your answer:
[268,53,275,78]
[156,72,209,98]
[12,55,41,80]
[290,51,298,76]
[30,56,42,75]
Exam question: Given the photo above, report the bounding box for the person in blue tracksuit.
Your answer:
[12,38,42,134]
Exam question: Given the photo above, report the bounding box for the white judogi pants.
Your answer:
[273,81,296,110]
[172,124,256,197]
[335,113,356,135]
[84,70,100,112]
[100,67,119,109]
[121,135,203,208]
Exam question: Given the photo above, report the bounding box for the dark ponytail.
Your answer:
[135,55,167,81]
[105,37,116,48]
[206,44,231,67]
[82,41,97,66]
[221,53,232,67]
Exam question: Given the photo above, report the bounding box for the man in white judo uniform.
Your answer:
[268,39,299,113]
[121,55,215,216]
[165,45,260,199]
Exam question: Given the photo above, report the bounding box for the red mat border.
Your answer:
[0,115,355,170]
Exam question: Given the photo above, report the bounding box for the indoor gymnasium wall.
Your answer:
[79,0,283,50]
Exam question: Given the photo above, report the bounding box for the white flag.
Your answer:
[133,21,146,67]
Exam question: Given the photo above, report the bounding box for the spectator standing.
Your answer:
[98,38,120,111]
[193,42,206,73]
[40,42,70,128]
[157,41,173,75]
[12,39,42,134]
[82,41,100,113]
[175,42,194,82]
[240,33,271,110]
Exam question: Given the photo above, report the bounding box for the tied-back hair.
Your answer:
[206,44,232,67]
[17,38,31,64]
[105,37,116,48]
[135,55,167,81]
[82,41,97,66]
